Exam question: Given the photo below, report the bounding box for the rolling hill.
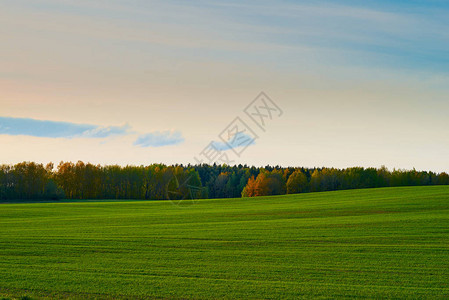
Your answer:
[1,186,448,299]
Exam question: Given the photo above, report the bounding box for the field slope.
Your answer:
[1,186,449,299]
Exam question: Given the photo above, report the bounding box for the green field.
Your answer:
[1,186,448,299]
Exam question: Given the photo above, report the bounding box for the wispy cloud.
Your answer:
[0,116,186,148]
[0,116,131,138]
[133,130,184,147]
[3,0,449,80]
[212,132,255,151]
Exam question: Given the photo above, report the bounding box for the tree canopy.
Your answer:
[0,162,448,201]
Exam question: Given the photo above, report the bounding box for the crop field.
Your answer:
[0,186,448,299]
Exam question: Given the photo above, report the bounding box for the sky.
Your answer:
[1,0,449,172]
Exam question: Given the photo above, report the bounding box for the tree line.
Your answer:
[0,161,448,201]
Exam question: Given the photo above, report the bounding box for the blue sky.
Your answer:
[1,0,448,171]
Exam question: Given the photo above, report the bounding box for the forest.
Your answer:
[0,161,448,201]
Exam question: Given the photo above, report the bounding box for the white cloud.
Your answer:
[134,130,184,147]
[0,116,131,139]
[212,131,256,151]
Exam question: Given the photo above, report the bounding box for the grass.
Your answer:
[0,186,448,299]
